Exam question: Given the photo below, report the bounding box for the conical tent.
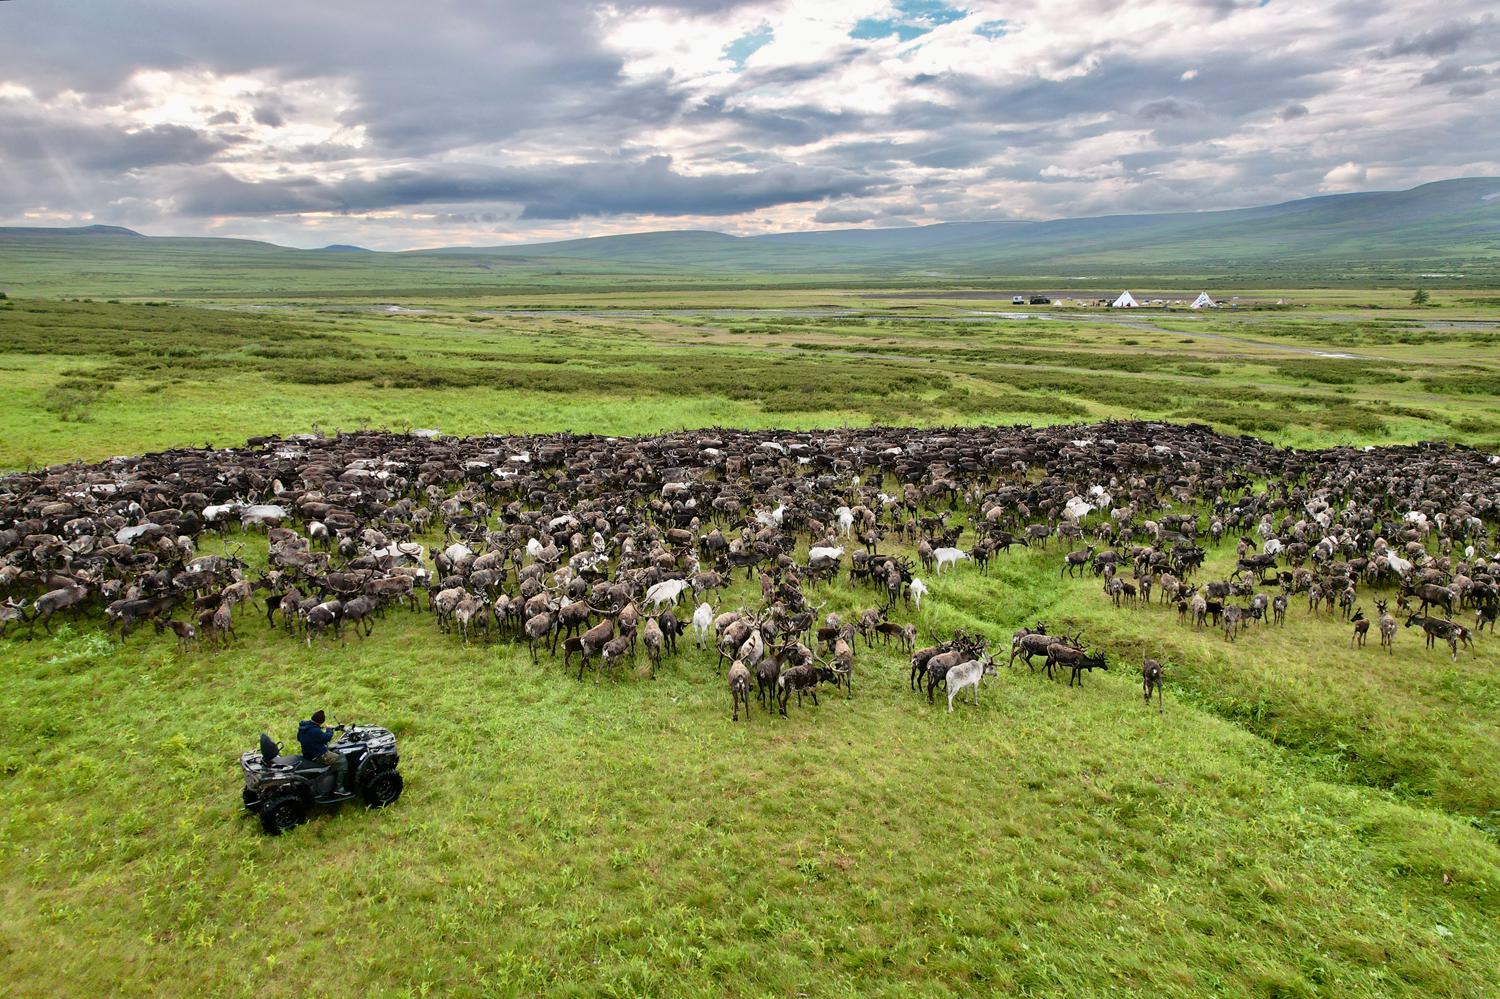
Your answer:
[1112,291,1138,308]
[1190,291,1215,309]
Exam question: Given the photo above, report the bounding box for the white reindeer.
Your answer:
[807,545,845,564]
[909,578,928,610]
[835,506,855,538]
[691,602,715,648]
[933,547,969,575]
[240,504,288,529]
[645,578,689,609]
[946,655,997,712]
[754,503,785,528]
[202,501,243,525]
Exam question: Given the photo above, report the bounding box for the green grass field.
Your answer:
[2,276,1500,997]
[1,290,1498,469]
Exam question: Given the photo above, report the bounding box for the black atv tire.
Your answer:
[362,770,404,808]
[242,787,261,811]
[259,794,308,835]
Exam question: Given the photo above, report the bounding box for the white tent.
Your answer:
[1111,291,1138,308]
[1190,291,1215,309]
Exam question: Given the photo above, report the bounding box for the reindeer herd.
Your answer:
[1060,481,1497,665]
[1,422,1495,723]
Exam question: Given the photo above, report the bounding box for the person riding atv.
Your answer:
[297,709,350,798]
[241,715,403,835]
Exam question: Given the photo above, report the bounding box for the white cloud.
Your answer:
[1321,161,1367,191]
[0,0,1494,248]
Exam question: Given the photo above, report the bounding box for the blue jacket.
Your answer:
[298,719,334,759]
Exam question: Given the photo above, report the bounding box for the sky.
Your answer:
[0,0,1496,250]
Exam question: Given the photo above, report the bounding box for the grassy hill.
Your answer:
[467,178,1500,278]
[1,179,1497,298]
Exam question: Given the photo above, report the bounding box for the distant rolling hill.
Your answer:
[458,178,1500,274]
[0,224,144,238]
[0,178,1496,296]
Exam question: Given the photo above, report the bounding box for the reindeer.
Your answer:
[525,610,556,664]
[577,617,613,678]
[1061,545,1095,578]
[1407,583,1456,620]
[1044,644,1108,686]
[932,547,968,574]
[728,659,752,721]
[1349,608,1369,648]
[756,652,782,710]
[163,618,196,650]
[0,597,28,638]
[691,601,714,648]
[642,617,665,678]
[1142,658,1164,711]
[30,582,88,636]
[1405,614,1460,661]
[777,662,836,716]
[600,634,633,679]
[453,593,487,645]
[1376,599,1397,653]
[208,601,236,645]
[944,654,997,712]
[1221,605,1244,643]
[342,595,378,639]
[830,636,855,697]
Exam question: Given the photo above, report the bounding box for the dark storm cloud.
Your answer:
[1383,16,1493,57]
[176,157,880,219]
[1,113,239,170]
[926,51,1327,131]
[684,96,858,148]
[1137,98,1199,121]
[1414,59,1495,97]
[251,105,286,128]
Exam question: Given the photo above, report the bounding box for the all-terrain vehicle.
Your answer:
[241,723,404,835]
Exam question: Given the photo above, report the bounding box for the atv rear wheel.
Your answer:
[242,787,261,811]
[362,770,404,808]
[259,794,308,835]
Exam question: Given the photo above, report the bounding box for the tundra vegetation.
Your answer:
[0,278,1499,998]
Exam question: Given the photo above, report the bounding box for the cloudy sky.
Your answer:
[1,0,1496,249]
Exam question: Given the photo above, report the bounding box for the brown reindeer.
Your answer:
[1349,608,1369,648]
[728,659,752,721]
[1142,658,1164,711]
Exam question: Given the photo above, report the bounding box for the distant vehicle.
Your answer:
[241,723,404,835]
[1029,295,1051,305]
[1012,295,1025,304]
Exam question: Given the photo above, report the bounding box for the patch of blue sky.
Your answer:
[975,19,1009,39]
[850,17,928,42]
[895,0,967,25]
[722,24,773,69]
[850,1,968,43]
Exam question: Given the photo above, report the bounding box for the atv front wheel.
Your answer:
[362,770,404,808]
[259,794,308,835]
